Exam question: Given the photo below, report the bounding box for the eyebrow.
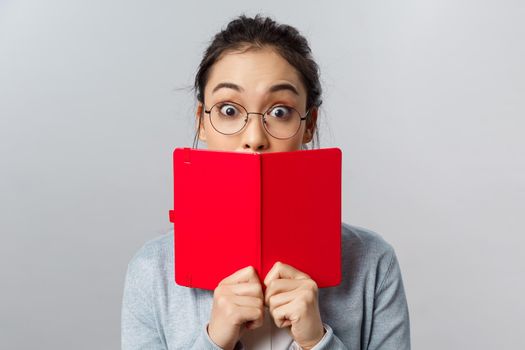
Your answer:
[268,83,299,95]
[211,82,299,95]
[212,82,244,94]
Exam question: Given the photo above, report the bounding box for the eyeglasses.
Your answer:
[203,101,310,140]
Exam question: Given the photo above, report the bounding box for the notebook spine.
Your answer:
[255,154,262,278]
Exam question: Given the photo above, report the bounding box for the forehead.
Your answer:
[204,46,306,97]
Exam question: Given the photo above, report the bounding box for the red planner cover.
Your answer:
[168,147,342,290]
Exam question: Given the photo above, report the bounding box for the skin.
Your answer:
[197,46,325,350]
[196,46,318,153]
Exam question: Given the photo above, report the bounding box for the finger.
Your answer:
[245,305,266,330]
[230,282,264,298]
[220,266,260,285]
[233,295,264,309]
[264,278,303,305]
[245,308,265,330]
[270,302,296,328]
[233,305,264,327]
[266,288,296,313]
[245,318,264,331]
[263,262,310,286]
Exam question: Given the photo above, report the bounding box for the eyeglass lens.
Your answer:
[209,102,303,139]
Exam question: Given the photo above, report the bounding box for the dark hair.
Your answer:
[193,14,322,149]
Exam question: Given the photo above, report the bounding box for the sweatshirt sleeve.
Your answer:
[292,323,349,350]
[121,247,231,350]
[187,323,245,350]
[121,254,167,350]
[367,249,411,350]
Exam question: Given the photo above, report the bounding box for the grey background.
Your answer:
[1,0,524,349]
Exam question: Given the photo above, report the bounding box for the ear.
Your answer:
[196,102,207,142]
[302,107,318,144]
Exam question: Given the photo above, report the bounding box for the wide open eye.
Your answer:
[268,105,293,119]
[218,104,241,118]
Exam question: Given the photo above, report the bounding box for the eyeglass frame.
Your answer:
[202,100,311,140]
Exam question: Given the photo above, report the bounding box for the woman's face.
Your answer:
[196,46,317,153]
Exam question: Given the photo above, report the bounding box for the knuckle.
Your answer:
[269,279,280,289]
[256,298,264,308]
[215,284,227,295]
[301,279,318,295]
[265,280,273,290]
[255,307,263,319]
[305,278,318,290]
[215,294,229,308]
[303,290,315,304]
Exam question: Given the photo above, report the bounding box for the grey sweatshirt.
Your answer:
[121,223,411,349]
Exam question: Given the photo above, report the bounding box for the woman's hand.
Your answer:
[208,266,265,350]
[264,262,326,350]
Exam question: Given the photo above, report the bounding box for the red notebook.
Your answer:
[169,147,342,290]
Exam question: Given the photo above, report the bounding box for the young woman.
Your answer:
[121,15,411,350]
